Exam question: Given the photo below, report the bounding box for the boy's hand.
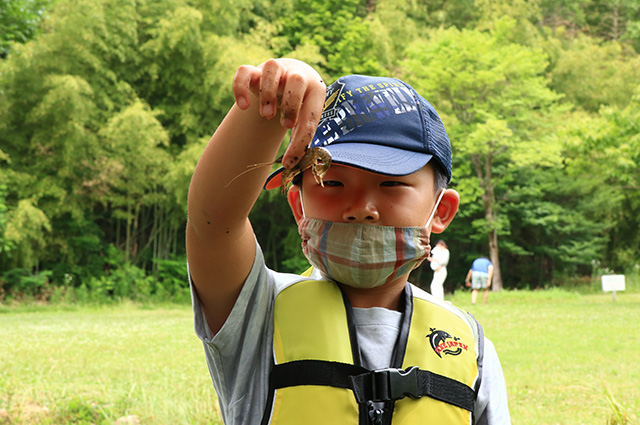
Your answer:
[232,58,326,170]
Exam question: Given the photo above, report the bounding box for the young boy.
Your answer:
[186,58,510,424]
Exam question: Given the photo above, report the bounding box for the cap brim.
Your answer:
[264,167,286,190]
[264,143,434,190]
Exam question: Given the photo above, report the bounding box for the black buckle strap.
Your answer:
[351,367,419,403]
[271,360,475,412]
[271,360,367,390]
[350,367,475,412]
[372,367,420,401]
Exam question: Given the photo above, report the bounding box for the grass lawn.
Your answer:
[448,289,640,425]
[0,303,220,424]
[1,290,639,424]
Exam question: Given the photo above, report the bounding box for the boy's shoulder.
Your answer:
[271,266,327,296]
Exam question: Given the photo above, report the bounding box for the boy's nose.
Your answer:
[343,197,380,223]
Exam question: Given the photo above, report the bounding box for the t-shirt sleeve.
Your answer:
[437,249,450,267]
[474,337,511,425]
[189,240,275,422]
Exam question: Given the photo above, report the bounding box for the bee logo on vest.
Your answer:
[427,328,468,358]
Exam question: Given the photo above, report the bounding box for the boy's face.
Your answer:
[289,163,458,231]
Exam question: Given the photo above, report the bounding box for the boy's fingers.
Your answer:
[259,59,284,119]
[282,81,326,168]
[233,58,325,168]
[279,71,306,129]
[232,65,258,110]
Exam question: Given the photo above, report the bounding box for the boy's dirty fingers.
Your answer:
[279,71,306,129]
[282,80,326,168]
[232,65,260,110]
[259,59,284,120]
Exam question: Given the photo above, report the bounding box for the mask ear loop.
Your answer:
[425,189,446,228]
[299,190,307,218]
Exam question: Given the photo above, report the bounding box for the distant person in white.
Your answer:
[428,239,449,300]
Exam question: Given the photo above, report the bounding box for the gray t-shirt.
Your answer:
[191,242,511,424]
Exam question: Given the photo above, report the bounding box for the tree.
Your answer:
[0,0,51,58]
[497,163,609,287]
[273,0,392,79]
[548,34,640,112]
[2,0,640,296]
[562,90,640,272]
[584,0,640,42]
[403,21,562,290]
[98,101,170,263]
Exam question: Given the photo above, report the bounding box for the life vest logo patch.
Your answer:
[427,328,468,358]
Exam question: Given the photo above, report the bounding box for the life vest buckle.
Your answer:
[371,366,420,401]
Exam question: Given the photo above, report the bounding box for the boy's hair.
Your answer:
[432,161,449,191]
[266,74,452,191]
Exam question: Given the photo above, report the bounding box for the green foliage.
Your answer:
[273,0,393,78]
[2,199,51,269]
[396,0,481,30]
[584,0,640,43]
[562,93,640,273]
[0,0,51,58]
[537,0,591,28]
[403,22,563,288]
[138,6,208,143]
[1,0,640,296]
[549,35,640,112]
[154,256,190,303]
[98,100,170,210]
[536,0,640,52]
[0,269,52,301]
[249,188,302,272]
[499,167,609,286]
[0,182,14,255]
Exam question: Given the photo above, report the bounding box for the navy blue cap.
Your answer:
[265,74,452,190]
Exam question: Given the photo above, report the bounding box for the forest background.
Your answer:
[1,0,640,303]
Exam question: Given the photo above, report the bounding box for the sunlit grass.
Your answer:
[0,302,221,424]
[1,291,639,424]
[448,289,640,425]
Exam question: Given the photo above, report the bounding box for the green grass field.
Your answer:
[0,303,221,424]
[1,290,639,424]
[448,289,640,425]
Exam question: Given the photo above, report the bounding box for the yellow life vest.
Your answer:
[261,278,483,425]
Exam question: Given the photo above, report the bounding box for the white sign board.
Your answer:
[601,274,626,292]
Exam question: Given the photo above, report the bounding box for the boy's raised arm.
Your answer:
[186,59,326,334]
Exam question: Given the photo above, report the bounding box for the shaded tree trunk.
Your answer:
[488,226,503,291]
[471,153,504,291]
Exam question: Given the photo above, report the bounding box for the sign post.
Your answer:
[601,275,625,301]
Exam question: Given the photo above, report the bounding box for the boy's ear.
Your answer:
[430,189,460,234]
[287,185,304,224]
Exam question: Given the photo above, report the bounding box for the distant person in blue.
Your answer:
[465,257,494,305]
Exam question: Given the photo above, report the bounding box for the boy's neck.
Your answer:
[338,277,408,311]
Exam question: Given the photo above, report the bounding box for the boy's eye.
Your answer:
[380,180,405,187]
[323,180,343,187]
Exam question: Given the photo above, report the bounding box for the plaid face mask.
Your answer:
[299,219,432,288]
